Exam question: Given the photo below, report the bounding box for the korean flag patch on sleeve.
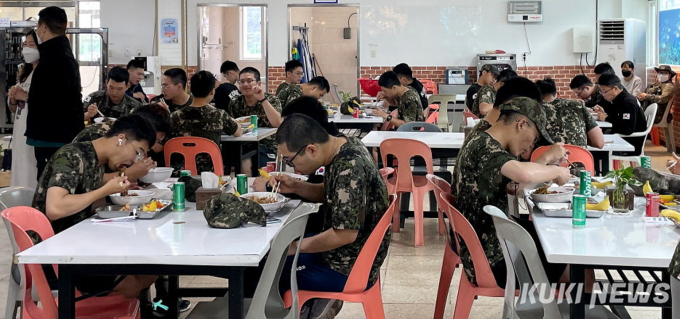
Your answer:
[623,113,630,120]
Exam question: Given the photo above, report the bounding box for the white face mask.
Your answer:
[658,74,670,82]
[22,47,39,63]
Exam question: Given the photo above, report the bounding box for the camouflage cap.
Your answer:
[499,97,554,144]
[203,193,267,229]
[479,64,500,78]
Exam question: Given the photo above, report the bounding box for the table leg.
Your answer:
[229,267,245,319]
[663,271,672,319]
[58,264,76,319]
[167,275,179,318]
[592,152,609,176]
[570,264,586,319]
[252,142,260,177]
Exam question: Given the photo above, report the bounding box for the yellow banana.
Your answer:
[666,202,678,206]
[642,181,653,195]
[258,169,271,180]
[592,181,613,189]
[659,195,676,203]
[248,124,255,129]
[234,190,240,197]
[347,106,354,114]
[661,209,680,222]
[586,196,610,211]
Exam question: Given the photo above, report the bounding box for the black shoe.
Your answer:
[179,298,192,313]
[151,298,191,317]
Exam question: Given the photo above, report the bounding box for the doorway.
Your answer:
[198,5,268,87]
[289,5,359,104]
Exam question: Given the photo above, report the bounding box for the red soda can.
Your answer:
[267,161,277,172]
[353,108,359,118]
[646,193,660,217]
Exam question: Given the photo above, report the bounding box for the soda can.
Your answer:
[646,193,660,217]
[572,195,587,229]
[179,170,191,177]
[173,182,186,211]
[579,171,591,197]
[267,161,277,172]
[353,108,359,118]
[250,115,258,131]
[237,174,248,195]
[641,156,652,169]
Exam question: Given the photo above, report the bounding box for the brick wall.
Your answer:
[267,66,286,94]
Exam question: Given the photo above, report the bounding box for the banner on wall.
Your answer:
[161,18,179,44]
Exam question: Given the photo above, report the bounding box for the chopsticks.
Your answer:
[269,154,282,200]
[97,109,106,119]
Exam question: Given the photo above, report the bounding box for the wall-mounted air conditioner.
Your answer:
[598,19,647,87]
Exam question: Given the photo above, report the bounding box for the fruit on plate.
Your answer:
[592,181,613,189]
[661,209,680,222]
[586,196,610,211]
[248,124,255,129]
[258,169,271,180]
[666,202,678,206]
[659,195,676,203]
[234,189,240,197]
[142,200,165,212]
[643,181,653,194]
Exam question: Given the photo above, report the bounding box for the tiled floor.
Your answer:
[0,142,675,318]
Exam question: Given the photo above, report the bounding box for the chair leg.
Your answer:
[453,278,476,319]
[434,246,456,319]
[437,208,445,236]
[362,288,386,319]
[412,189,427,247]
[5,275,20,319]
[392,193,401,233]
[666,127,676,153]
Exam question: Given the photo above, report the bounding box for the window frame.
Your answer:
[240,6,263,61]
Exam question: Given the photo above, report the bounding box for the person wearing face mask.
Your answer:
[638,65,677,124]
[620,60,643,97]
[26,6,84,181]
[7,30,39,188]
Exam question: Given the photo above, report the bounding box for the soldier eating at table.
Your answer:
[278,76,330,107]
[32,114,158,298]
[470,68,517,118]
[373,71,425,128]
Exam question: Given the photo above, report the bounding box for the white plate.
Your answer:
[529,187,576,203]
[94,117,116,123]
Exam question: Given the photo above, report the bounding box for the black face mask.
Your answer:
[622,70,632,77]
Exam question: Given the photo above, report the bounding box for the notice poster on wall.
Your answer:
[161,18,179,44]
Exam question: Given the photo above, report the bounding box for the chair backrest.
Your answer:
[421,79,438,94]
[343,194,397,293]
[380,139,434,191]
[483,205,562,318]
[397,122,442,132]
[429,94,459,132]
[0,187,35,254]
[246,203,318,319]
[529,144,595,175]
[2,207,58,319]
[163,137,225,176]
[380,109,399,131]
[426,174,451,216]
[440,193,500,289]
[643,103,658,135]
[379,167,394,186]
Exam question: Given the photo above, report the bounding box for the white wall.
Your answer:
[101,0,155,65]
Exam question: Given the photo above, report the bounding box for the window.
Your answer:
[659,0,680,65]
[241,6,263,60]
[77,1,101,62]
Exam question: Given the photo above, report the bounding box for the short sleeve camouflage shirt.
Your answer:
[452,132,516,284]
[471,84,496,118]
[542,98,597,147]
[84,91,141,120]
[321,137,390,284]
[276,82,290,101]
[72,120,115,144]
[226,93,282,151]
[452,119,492,194]
[170,105,239,174]
[32,142,104,234]
[668,242,680,278]
[150,94,195,113]
[396,88,425,123]
[280,83,303,107]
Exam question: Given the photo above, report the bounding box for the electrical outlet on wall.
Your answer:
[136,48,143,56]
[370,50,376,58]
[124,48,132,57]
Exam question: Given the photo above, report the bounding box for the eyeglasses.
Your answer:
[160,83,176,89]
[601,87,615,95]
[281,144,308,167]
[238,79,257,86]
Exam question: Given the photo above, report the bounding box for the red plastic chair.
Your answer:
[462,111,479,121]
[1,206,140,319]
[529,144,595,175]
[421,79,438,94]
[379,167,394,186]
[164,136,225,176]
[146,94,157,101]
[379,110,398,131]
[439,193,507,319]
[426,174,450,236]
[380,139,434,247]
[283,194,399,319]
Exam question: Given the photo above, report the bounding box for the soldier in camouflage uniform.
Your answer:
[453,97,571,286]
[150,68,194,113]
[83,66,141,122]
[276,60,304,103]
[638,65,677,124]
[227,67,283,166]
[279,76,330,107]
[470,68,517,118]
[171,71,242,175]
[373,71,424,128]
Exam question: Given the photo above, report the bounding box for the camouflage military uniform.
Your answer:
[451,119,492,195]
[203,193,266,228]
[396,88,425,122]
[150,94,194,113]
[276,82,290,101]
[72,120,115,143]
[542,98,598,147]
[322,137,390,284]
[171,105,239,174]
[84,91,141,120]
[279,83,303,107]
[471,84,496,118]
[226,93,282,151]
[642,81,676,124]
[32,142,104,234]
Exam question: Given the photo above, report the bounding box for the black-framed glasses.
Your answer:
[282,144,309,167]
[601,87,615,95]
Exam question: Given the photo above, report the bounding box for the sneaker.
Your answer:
[309,299,343,319]
[151,298,191,317]
[179,299,192,313]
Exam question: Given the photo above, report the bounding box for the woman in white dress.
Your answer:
[8,30,39,188]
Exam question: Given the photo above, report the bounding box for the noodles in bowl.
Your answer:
[241,192,287,212]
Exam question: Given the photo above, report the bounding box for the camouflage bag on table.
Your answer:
[203,193,267,229]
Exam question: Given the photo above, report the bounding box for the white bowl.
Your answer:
[530,187,576,203]
[271,172,309,182]
[139,167,174,183]
[94,117,116,123]
[110,190,155,205]
[241,192,287,212]
[235,116,252,128]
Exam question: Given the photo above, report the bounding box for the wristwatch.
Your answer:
[386,115,393,122]
[258,97,267,104]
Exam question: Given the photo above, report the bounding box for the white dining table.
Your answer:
[361,131,465,149]
[220,127,277,142]
[587,134,634,153]
[17,179,311,319]
[220,127,277,175]
[597,121,612,128]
